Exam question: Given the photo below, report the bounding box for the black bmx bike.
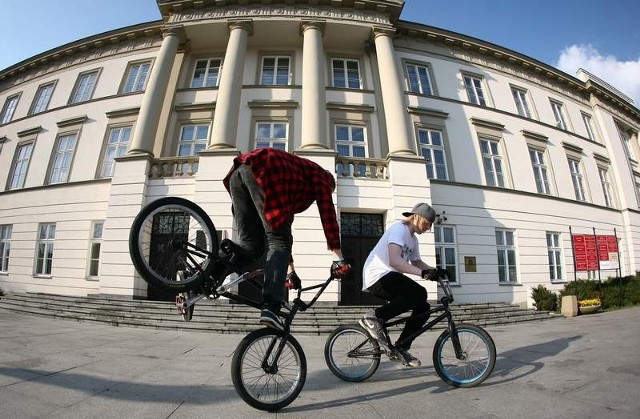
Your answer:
[324,277,497,387]
[128,196,340,411]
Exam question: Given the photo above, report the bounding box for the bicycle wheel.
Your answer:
[231,328,307,411]
[324,324,381,382]
[129,197,218,292]
[433,324,496,388]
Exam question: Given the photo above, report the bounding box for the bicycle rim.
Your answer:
[325,325,380,382]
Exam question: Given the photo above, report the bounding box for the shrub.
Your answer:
[560,279,601,301]
[531,284,558,311]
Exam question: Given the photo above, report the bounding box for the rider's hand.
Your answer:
[331,260,351,279]
[286,271,302,290]
[421,268,439,281]
[437,268,449,279]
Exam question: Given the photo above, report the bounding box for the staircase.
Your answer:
[0,292,562,335]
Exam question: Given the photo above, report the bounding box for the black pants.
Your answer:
[368,272,430,350]
[228,164,292,311]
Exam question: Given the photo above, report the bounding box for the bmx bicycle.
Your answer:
[128,196,343,411]
[324,276,496,387]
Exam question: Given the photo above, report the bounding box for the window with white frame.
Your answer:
[406,63,433,95]
[100,126,131,178]
[255,122,288,150]
[480,138,505,187]
[260,56,290,85]
[335,124,366,176]
[463,74,486,106]
[332,58,361,89]
[568,158,587,201]
[35,223,56,276]
[529,147,551,194]
[190,58,222,88]
[8,142,34,190]
[30,82,55,114]
[511,87,531,118]
[0,225,11,273]
[70,70,99,104]
[496,229,517,283]
[177,124,209,156]
[122,61,151,93]
[1,94,20,124]
[435,225,457,283]
[617,124,636,161]
[550,100,568,130]
[49,133,78,184]
[598,166,614,207]
[582,112,598,142]
[418,128,448,180]
[88,221,103,278]
[546,232,563,281]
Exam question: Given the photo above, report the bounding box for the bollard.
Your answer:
[561,295,578,317]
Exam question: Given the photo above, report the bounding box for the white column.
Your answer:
[300,21,329,150]
[209,20,252,149]
[373,28,415,156]
[128,26,182,156]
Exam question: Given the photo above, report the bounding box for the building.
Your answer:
[1,0,639,307]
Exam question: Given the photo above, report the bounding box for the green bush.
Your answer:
[559,279,600,301]
[560,275,640,309]
[531,284,558,311]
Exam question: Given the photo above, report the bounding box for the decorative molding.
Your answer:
[593,153,611,164]
[57,115,88,128]
[520,129,548,142]
[326,102,374,113]
[248,100,298,109]
[17,126,43,138]
[562,141,584,155]
[0,135,9,143]
[106,107,140,118]
[174,102,216,112]
[408,106,449,119]
[470,117,504,131]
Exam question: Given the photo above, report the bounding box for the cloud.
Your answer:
[555,44,640,107]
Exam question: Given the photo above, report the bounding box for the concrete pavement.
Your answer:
[1,306,639,418]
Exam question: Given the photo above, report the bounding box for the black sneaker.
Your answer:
[260,308,285,331]
[393,347,421,368]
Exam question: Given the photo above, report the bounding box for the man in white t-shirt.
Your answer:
[359,202,444,367]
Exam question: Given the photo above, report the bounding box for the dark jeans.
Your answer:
[228,164,292,311]
[368,272,430,350]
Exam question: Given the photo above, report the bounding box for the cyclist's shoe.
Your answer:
[392,347,421,368]
[359,309,389,348]
[260,308,285,332]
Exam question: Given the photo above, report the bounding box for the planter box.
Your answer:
[579,305,601,315]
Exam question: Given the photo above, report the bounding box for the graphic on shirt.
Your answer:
[401,244,412,262]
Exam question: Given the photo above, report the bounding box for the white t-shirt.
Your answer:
[362,221,420,291]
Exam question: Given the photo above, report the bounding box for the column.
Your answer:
[209,20,252,149]
[300,21,329,150]
[372,28,415,156]
[127,26,182,156]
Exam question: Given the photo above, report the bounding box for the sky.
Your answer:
[1,0,639,106]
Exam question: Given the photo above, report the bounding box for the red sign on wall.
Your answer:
[572,234,619,271]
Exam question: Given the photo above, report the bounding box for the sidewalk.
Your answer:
[1,306,639,418]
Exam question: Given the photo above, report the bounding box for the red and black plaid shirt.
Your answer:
[223,148,341,250]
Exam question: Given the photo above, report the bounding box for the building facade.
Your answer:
[1,0,639,307]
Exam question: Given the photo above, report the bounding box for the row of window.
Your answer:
[0,222,103,278]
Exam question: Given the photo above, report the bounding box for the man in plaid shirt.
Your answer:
[223,148,350,330]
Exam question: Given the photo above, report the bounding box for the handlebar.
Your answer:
[436,275,454,304]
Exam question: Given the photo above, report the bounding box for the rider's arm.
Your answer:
[388,243,426,277]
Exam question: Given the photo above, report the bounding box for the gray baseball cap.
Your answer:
[402,202,436,223]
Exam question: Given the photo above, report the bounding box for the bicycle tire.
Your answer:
[231,328,307,411]
[432,324,496,388]
[324,324,381,382]
[129,197,219,292]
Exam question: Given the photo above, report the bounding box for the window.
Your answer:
[255,122,288,150]
[332,58,361,89]
[496,229,517,283]
[463,74,486,106]
[550,100,568,130]
[88,222,103,278]
[30,82,55,114]
[406,63,433,95]
[435,226,457,283]
[511,87,531,118]
[547,232,563,282]
[70,70,99,103]
[336,124,366,176]
[617,124,636,161]
[35,223,56,276]
[260,56,290,85]
[418,128,448,180]
[49,133,78,184]
[8,142,34,189]
[122,61,151,93]
[582,113,598,142]
[568,158,586,201]
[480,138,505,187]
[529,147,550,194]
[190,58,222,88]
[100,126,131,178]
[0,225,11,273]
[598,167,614,207]
[1,94,20,124]
[178,124,209,156]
